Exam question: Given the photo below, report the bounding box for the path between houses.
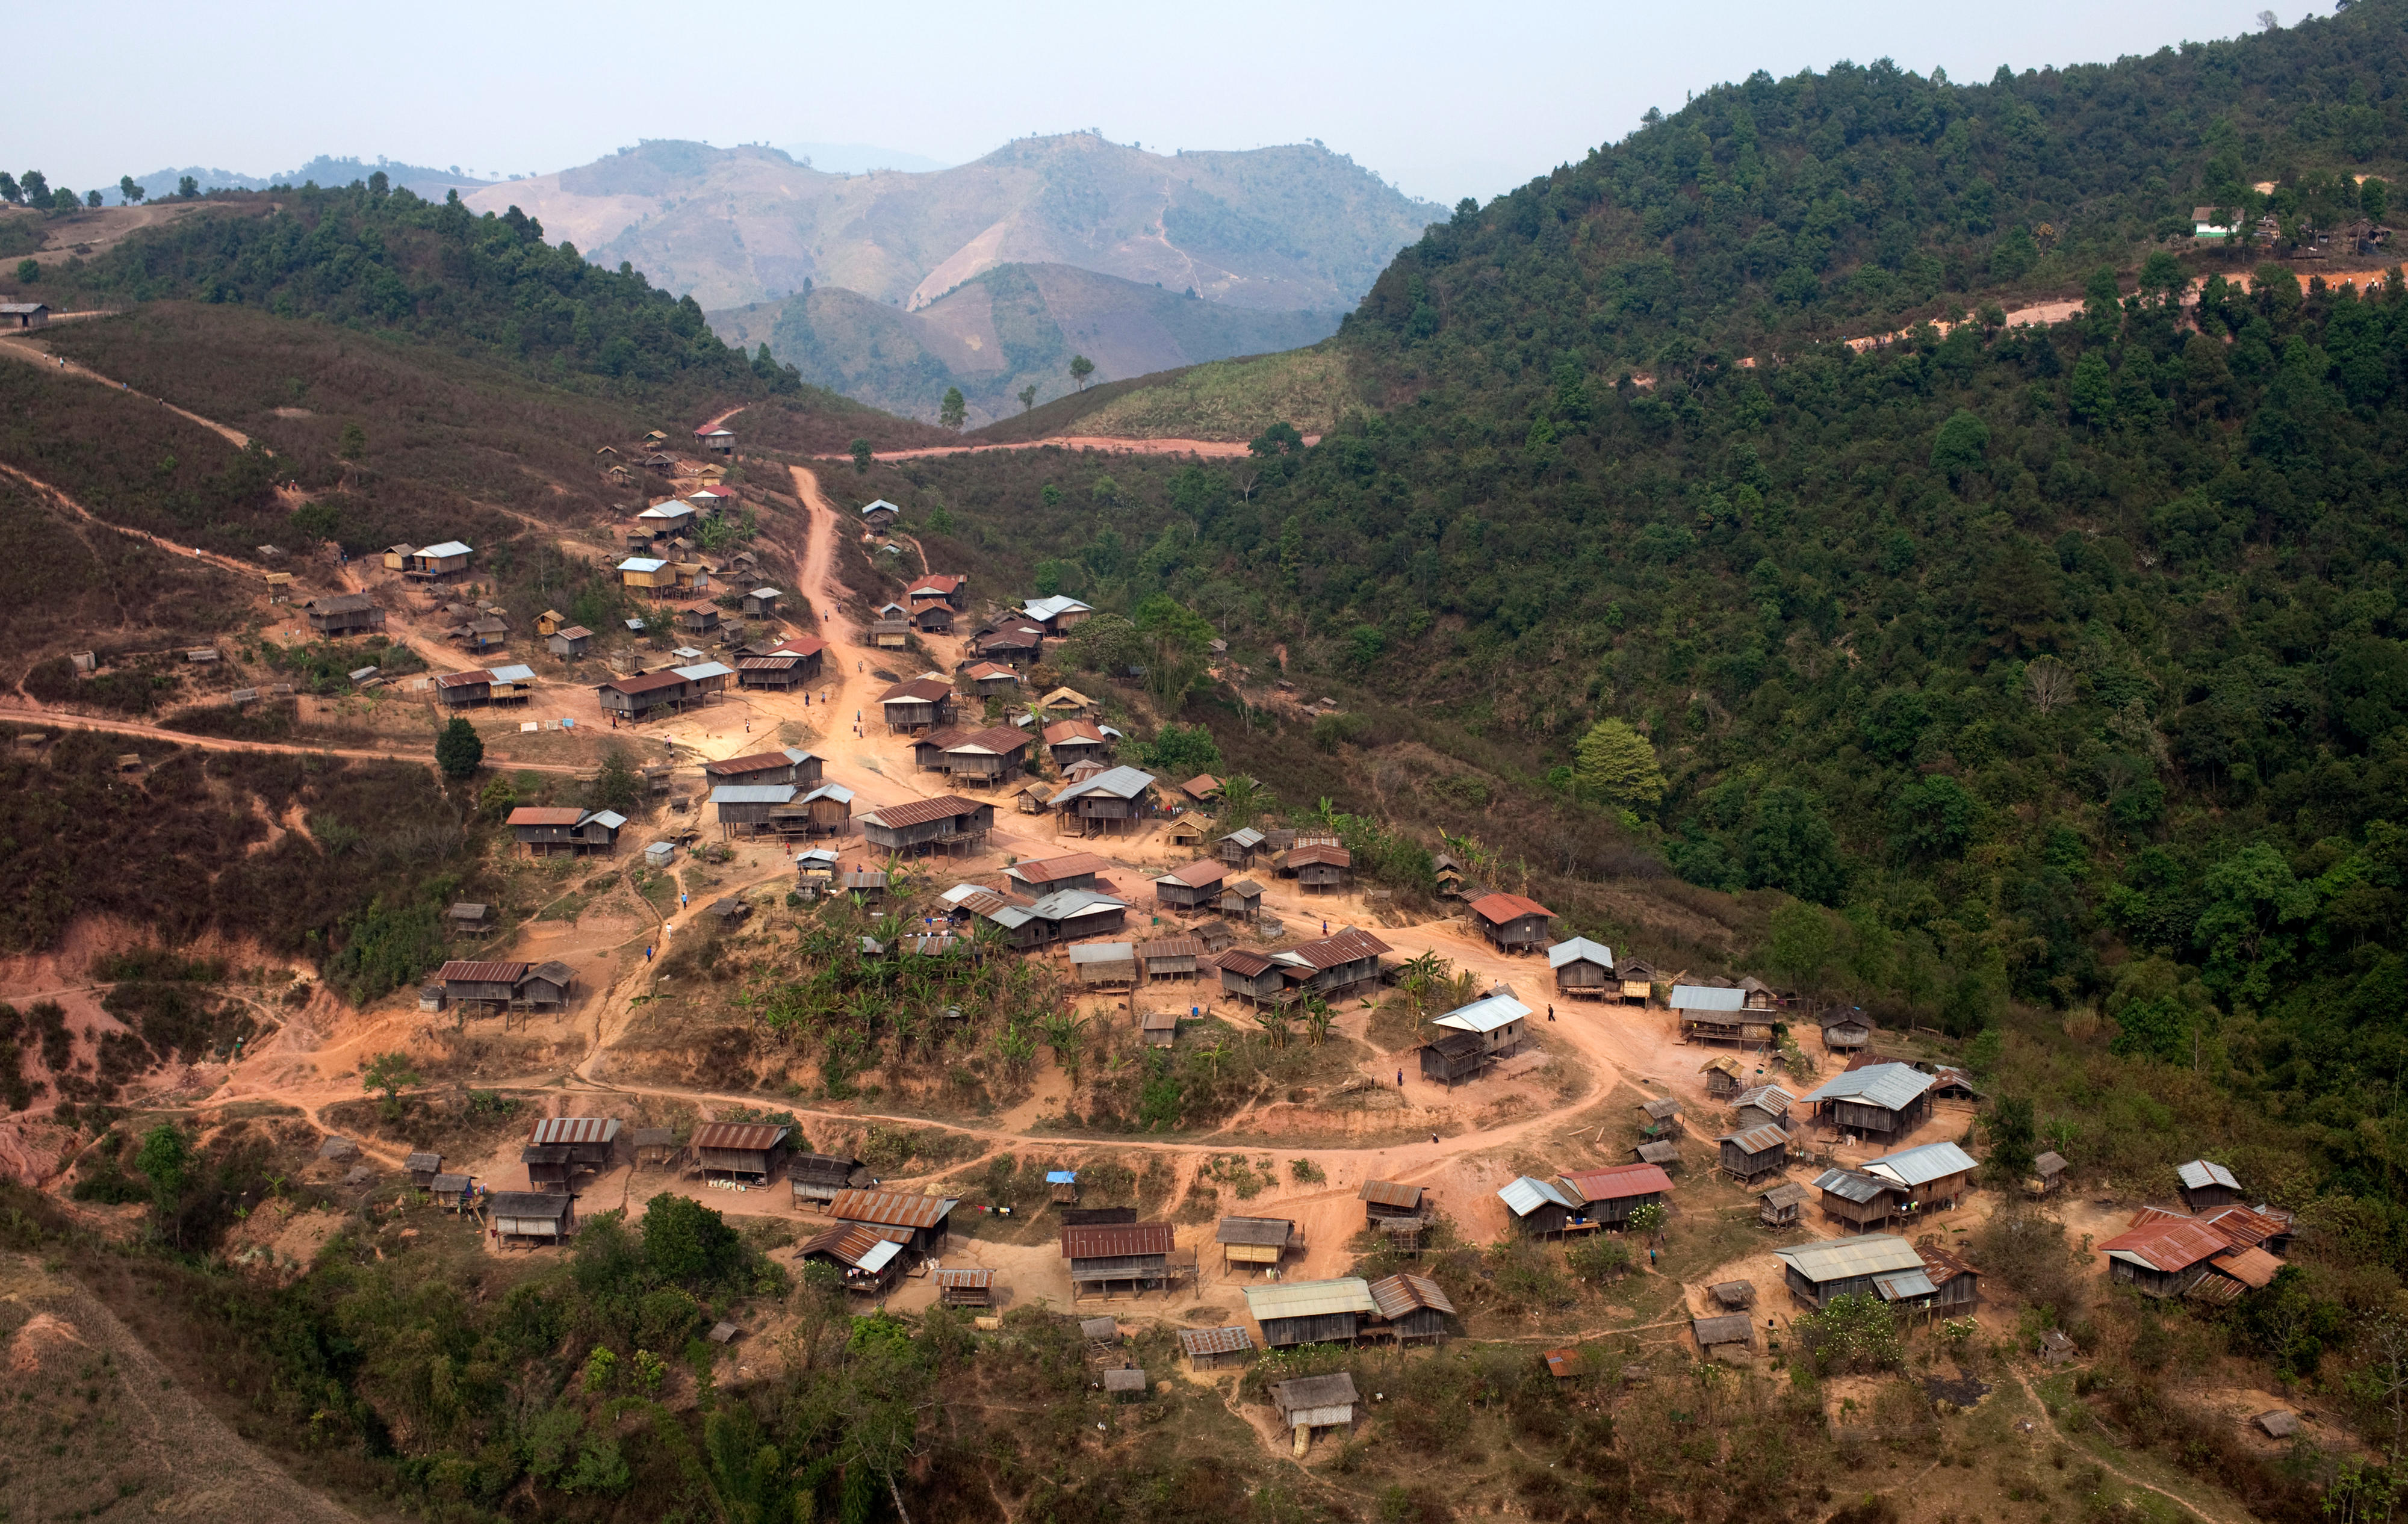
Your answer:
[1996,1363,2248,1524]
[0,701,591,775]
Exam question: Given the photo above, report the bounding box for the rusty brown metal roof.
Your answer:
[1217,949,1277,977]
[1285,843,1352,868]
[946,725,1030,755]
[829,1188,958,1230]
[1560,1163,1672,1202]
[1136,937,1202,959]
[706,751,798,776]
[1011,852,1107,884]
[934,1266,994,1288]
[1060,1222,1175,1259]
[862,795,983,829]
[1469,891,1557,923]
[527,1117,621,1146]
[1286,928,1392,968]
[1158,858,1227,888]
[507,807,585,826]
[800,1224,898,1269]
[880,677,954,704]
[1359,1179,1423,1210]
[690,1122,790,1153]
[1368,1271,1456,1319]
[439,959,530,984]
[1178,1325,1253,1357]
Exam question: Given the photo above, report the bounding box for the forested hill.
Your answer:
[920,4,2408,1195]
[1347,1,2408,365]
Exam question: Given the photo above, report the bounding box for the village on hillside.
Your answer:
[13,410,2298,1467]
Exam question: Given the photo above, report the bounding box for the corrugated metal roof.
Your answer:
[1359,1179,1423,1210]
[1433,991,1531,1035]
[430,1173,470,1192]
[488,663,535,684]
[1560,1163,1672,1203]
[1873,1269,1938,1301]
[1634,1139,1681,1164]
[1215,1216,1294,1247]
[1270,1373,1358,1411]
[1067,943,1136,965]
[690,1122,789,1153]
[1733,1084,1795,1112]
[1547,936,1615,969]
[1157,858,1227,888]
[1060,1222,1175,1259]
[712,784,797,805]
[1773,1234,1925,1281]
[1136,937,1202,959]
[1049,764,1156,803]
[1498,1176,1582,1216]
[488,1192,571,1219]
[439,959,530,984]
[947,725,1031,755]
[829,1189,958,1231]
[1862,1140,1978,1188]
[707,749,801,775]
[418,541,474,558]
[1218,949,1276,977]
[1693,1315,1754,1346]
[1010,852,1108,885]
[801,1224,904,1272]
[934,1267,994,1289]
[405,1151,441,1172]
[1243,1278,1376,1322]
[1718,1123,1790,1155]
[1799,1062,1937,1112]
[1178,1325,1253,1357]
[1469,891,1556,923]
[1760,1182,1808,1207]
[1286,842,1351,867]
[2215,1245,2282,1289]
[1813,1168,1888,1204]
[2197,1204,2286,1249]
[1221,826,1267,848]
[2099,1215,2233,1273]
[672,661,735,681]
[1022,595,1091,620]
[1285,927,1392,968]
[1368,1271,1455,1319]
[508,807,585,826]
[2178,1159,2241,1192]
[1669,984,1747,1012]
[529,1117,621,1145]
[862,794,985,829]
[2033,1150,2068,1176]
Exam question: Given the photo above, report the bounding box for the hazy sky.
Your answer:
[10,0,2275,205]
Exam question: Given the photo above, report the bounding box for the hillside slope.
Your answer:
[887,3,2408,1168]
[711,261,1340,424]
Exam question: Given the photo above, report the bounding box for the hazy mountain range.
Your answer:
[131,156,495,202]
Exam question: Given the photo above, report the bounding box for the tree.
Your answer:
[367,169,390,197]
[2082,264,2123,343]
[1975,1100,2039,1199]
[337,420,367,460]
[641,1192,741,1283]
[1138,722,1223,779]
[1625,1200,1667,1242]
[1929,409,1991,489]
[1571,719,1665,810]
[1767,899,1837,988]
[362,1050,421,1119]
[0,173,19,205]
[2025,656,2074,714]
[850,438,872,474]
[176,175,198,199]
[1017,383,1038,413]
[14,259,35,284]
[2363,179,2391,227]
[84,189,102,209]
[1217,774,1271,829]
[586,746,643,816]
[939,386,966,431]
[134,1123,191,1213]
[435,716,484,779]
[118,175,144,205]
[20,171,49,206]
[51,187,77,211]
[1068,354,1095,391]
[1038,1011,1088,1086]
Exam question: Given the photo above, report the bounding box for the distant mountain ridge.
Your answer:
[132,157,495,202]
[709,261,1339,425]
[463,133,1443,314]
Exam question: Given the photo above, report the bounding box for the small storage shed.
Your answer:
[2031,1151,2069,1197]
[632,1129,682,1169]
[489,1191,576,1246]
[1217,826,1267,865]
[1468,892,1557,952]
[1101,1367,1147,1401]
[936,1267,996,1307]
[1270,1373,1359,1445]
[1759,1180,1807,1227]
[1286,842,1352,893]
[523,1117,620,1189]
[1497,1176,1589,1238]
[1245,1278,1376,1349]
[1360,1179,1424,1224]
[1559,1163,1673,1228]
[406,1151,443,1188]
[799,1224,907,1295]
[1692,1315,1757,1361]
[1179,1325,1255,1370]
[1047,1169,1081,1205]
[1633,1139,1681,1168]
[1419,1029,1488,1088]
[1154,856,1227,911]
[2037,1328,2078,1365]
[2178,1159,2244,1211]
[1139,1009,1180,1047]
[690,1121,790,1184]
[429,1173,472,1210]
[1820,1010,1874,1053]
[1547,937,1617,997]
[789,1153,868,1206]
[1069,942,1139,987]
[1217,879,1264,920]
[1136,937,1202,983]
[1367,1271,1456,1344]
[1732,1083,1794,1132]
[1717,1123,1790,1185]
[1215,1216,1297,1274]
[1700,1055,1745,1099]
